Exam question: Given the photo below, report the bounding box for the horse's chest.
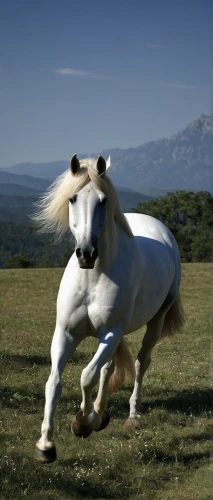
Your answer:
[58,264,135,337]
[86,278,130,333]
[87,301,118,333]
[58,279,119,337]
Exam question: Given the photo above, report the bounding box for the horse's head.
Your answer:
[69,155,108,269]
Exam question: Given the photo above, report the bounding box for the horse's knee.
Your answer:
[81,364,99,392]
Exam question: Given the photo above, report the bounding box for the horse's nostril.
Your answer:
[76,246,98,261]
[76,248,82,259]
[92,248,98,260]
[83,250,90,259]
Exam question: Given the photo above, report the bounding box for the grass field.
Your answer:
[0,264,212,500]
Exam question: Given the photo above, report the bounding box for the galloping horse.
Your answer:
[34,155,184,463]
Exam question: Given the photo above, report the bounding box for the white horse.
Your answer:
[34,155,184,463]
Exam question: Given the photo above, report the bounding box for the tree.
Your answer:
[5,252,35,268]
[132,191,213,262]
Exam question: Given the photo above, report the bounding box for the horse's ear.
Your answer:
[96,156,106,176]
[70,154,80,175]
[106,155,111,170]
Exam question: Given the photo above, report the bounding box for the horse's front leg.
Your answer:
[93,359,114,430]
[35,326,79,463]
[71,328,122,438]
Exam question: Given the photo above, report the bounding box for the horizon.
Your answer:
[2,112,211,168]
[0,0,211,167]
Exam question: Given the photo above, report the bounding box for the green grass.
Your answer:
[0,264,212,500]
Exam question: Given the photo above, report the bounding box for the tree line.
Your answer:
[0,190,212,267]
[0,223,75,268]
[132,190,212,262]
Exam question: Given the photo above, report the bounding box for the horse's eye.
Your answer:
[100,195,107,205]
[69,194,77,204]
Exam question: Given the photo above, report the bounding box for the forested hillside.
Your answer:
[133,191,213,262]
[0,223,74,268]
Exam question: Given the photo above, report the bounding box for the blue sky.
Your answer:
[0,0,212,166]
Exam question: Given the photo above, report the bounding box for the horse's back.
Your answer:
[125,213,174,245]
[125,212,181,288]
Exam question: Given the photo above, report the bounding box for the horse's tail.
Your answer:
[107,338,135,396]
[161,291,185,338]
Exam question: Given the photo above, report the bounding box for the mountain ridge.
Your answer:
[1,114,212,192]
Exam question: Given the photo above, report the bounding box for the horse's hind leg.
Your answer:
[35,326,79,463]
[125,314,165,429]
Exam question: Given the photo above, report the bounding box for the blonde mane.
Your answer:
[33,158,133,239]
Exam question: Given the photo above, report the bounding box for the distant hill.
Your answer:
[1,114,212,193]
[0,170,50,191]
[0,186,151,224]
[0,206,35,225]
[0,183,41,196]
[0,194,37,224]
[115,188,151,212]
[0,160,69,180]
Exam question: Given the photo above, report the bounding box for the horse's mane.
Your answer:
[33,158,133,239]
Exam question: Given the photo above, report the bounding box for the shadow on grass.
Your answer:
[0,350,93,368]
[1,378,212,420]
[0,384,84,415]
[0,453,125,499]
[143,448,210,466]
[0,351,50,366]
[0,444,210,500]
[108,387,213,418]
[0,384,82,414]
[0,385,44,411]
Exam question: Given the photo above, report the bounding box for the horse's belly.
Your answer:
[124,304,151,334]
[125,307,154,334]
[124,282,173,334]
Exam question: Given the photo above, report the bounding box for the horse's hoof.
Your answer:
[35,445,57,463]
[94,411,110,432]
[124,417,141,430]
[71,411,94,438]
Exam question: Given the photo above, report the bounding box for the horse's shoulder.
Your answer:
[124,213,168,238]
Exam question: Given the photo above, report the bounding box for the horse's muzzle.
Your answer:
[78,258,96,269]
[76,246,98,269]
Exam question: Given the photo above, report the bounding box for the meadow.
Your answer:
[0,263,212,500]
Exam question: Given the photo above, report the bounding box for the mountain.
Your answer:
[0,171,50,191]
[0,160,69,180]
[1,114,212,193]
[108,114,213,193]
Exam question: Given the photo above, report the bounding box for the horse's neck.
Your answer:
[98,221,126,272]
[97,235,114,272]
